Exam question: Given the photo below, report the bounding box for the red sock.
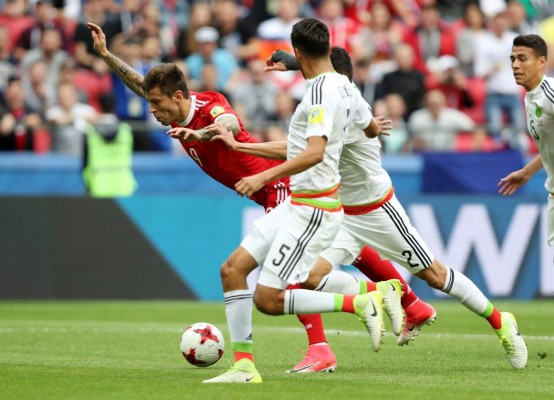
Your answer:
[361,281,377,292]
[340,295,356,313]
[353,246,419,308]
[234,352,253,362]
[486,307,502,330]
[297,314,327,345]
[287,283,328,345]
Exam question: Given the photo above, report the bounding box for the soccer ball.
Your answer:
[180,322,225,367]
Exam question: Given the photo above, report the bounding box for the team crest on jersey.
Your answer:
[536,105,543,118]
[309,107,324,124]
[210,106,225,118]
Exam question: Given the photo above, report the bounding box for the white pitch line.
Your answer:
[0,324,553,341]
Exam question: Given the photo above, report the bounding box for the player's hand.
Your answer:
[206,124,238,150]
[166,127,202,142]
[498,170,529,196]
[374,116,393,133]
[264,59,287,72]
[87,22,109,57]
[235,174,267,198]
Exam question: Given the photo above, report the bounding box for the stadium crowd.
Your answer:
[1,0,554,155]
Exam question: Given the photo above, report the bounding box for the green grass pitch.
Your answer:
[1,300,552,400]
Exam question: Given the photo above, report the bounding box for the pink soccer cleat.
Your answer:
[287,343,337,373]
[397,300,437,346]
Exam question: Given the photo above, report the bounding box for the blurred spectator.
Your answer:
[110,36,151,151]
[21,27,69,86]
[213,0,260,63]
[14,0,69,61]
[408,89,475,152]
[343,0,420,27]
[45,81,98,155]
[82,94,137,197]
[361,2,403,62]
[456,3,487,77]
[73,0,122,71]
[175,1,213,59]
[318,0,363,57]
[231,58,278,136]
[265,89,297,142]
[129,3,175,60]
[474,11,525,150]
[0,25,16,92]
[185,26,240,94]
[0,0,34,53]
[403,3,456,73]
[375,43,425,118]
[197,63,221,94]
[21,59,51,115]
[0,77,44,151]
[116,0,143,33]
[425,55,475,111]
[256,0,301,59]
[506,0,540,35]
[375,93,410,154]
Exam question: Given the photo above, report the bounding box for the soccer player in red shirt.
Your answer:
[88,22,434,373]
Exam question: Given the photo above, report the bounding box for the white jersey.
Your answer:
[524,75,554,193]
[340,86,393,208]
[287,72,362,196]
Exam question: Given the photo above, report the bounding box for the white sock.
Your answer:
[441,267,488,315]
[224,290,253,344]
[315,270,360,295]
[284,289,336,315]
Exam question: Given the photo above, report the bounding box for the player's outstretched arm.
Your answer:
[87,22,146,99]
[208,124,287,160]
[235,136,326,197]
[498,154,543,195]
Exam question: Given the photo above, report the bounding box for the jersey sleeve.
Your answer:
[351,88,373,130]
[542,78,554,117]
[206,95,239,124]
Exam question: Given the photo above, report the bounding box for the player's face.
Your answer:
[511,46,545,91]
[146,86,180,126]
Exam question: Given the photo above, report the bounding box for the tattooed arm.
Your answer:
[87,22,146,99]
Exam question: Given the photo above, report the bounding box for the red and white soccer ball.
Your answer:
[180,322,225,367]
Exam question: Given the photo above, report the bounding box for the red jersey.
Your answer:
[172,91,290,209]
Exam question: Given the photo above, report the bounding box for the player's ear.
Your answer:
[173,90,184,102]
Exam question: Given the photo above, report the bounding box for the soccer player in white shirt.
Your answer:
[219,46,528,370]
[204,18,395,384]
[500,34,554,247]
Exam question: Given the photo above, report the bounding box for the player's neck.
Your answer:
[302,59,334,80]
[178,97,192,122]
[525,74,544,92]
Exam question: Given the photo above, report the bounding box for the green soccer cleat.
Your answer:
[495,312,528,369]
[376,279,405,336]
[203,358,262,383]
[353,291,385,352]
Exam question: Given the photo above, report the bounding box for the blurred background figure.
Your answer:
[185,26,240,94]
[0,76,45,152]
[456,3,487,77]
[374,93,410,154]
[175,1,213,60]
[82,94,137,198]
[409,89,475,152]
[231,58,278,138]
[474,11,526,150]
[375,43,425,118]
[45,81,97,155]
[265,89,296,142]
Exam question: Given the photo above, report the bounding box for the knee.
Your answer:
[219,258,234,284]
[253,289,283,315]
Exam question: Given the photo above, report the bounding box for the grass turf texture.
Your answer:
[0,300,552,400]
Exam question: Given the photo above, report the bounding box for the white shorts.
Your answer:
[320,194,434,273]
[241,197,343,289]
[546,195,554,247]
